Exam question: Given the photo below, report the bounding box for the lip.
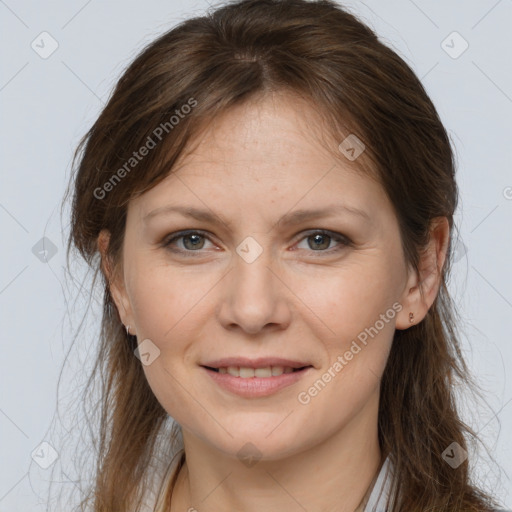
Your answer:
[201,357,311,369]
[201,364,313,398]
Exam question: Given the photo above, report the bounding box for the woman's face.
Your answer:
[108,92,414,460]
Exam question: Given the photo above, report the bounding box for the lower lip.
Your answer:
[202,366,312,398]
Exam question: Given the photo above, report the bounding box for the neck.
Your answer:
[169,395,382,512]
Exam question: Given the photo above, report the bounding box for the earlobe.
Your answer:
[395,279,421,330]
[395,217,450,330]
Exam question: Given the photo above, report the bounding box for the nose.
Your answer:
[216,248,292,335]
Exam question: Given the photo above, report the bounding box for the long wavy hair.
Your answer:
[61,0,501,510]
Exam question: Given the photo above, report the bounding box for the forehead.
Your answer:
[131,92,390,224]
[174,92,342,175]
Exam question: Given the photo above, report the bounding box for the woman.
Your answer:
[63,0,507,510]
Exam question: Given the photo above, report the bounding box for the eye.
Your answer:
[295,230,351,254]
[162,230,215,255]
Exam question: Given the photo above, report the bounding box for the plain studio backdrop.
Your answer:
[0,0,511,510]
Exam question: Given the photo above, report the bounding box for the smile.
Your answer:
[201,365,313,397]
[205,365,309,377]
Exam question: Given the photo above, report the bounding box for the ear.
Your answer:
[395,217,450,330]
[97,229,135,332]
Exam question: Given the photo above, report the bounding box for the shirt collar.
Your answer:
[363,454,395,512]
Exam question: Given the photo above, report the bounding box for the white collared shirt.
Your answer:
[363,454,394,512]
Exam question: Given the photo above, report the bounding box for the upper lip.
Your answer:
[201,357,312,369]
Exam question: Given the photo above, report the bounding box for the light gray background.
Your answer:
[1,0,511,510]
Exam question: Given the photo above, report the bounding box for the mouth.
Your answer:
[200,361,314,398]
[202,365,313,378]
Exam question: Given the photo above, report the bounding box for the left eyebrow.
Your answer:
[277,204,371,226]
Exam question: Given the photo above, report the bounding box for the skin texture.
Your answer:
[99,92,449,512]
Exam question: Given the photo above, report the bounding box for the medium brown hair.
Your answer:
[62,0,501,510]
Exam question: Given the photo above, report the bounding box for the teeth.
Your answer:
[218,366,301,378]
[239,367,254,378]
[255,367,271,377]
[227,366,239,377]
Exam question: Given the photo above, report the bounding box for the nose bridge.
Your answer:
[219,238,289,333]
[236,246,273,293]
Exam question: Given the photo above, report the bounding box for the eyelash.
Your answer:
[161,229,352,257]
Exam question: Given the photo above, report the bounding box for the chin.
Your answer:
[195,419,311,462]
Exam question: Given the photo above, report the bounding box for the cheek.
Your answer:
[127,262,214,346]
[126,266,216,410]
[128,270,203,423]
[297,260,399,343]
[296,314,394,433]
[294,261,398,403]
